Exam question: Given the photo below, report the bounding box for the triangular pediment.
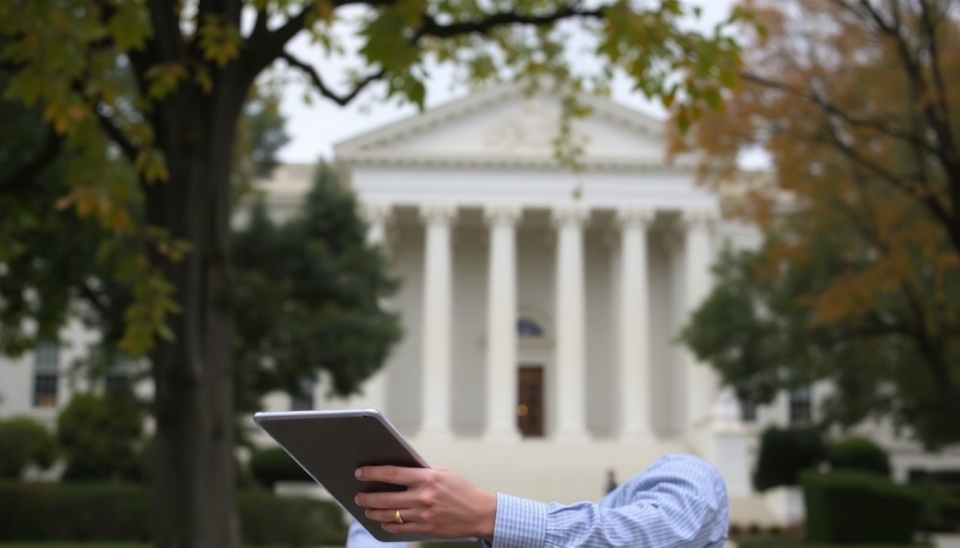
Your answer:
[334,83,695,170]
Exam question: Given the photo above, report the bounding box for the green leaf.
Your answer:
[107,2,153,51]
[145,63,186,100]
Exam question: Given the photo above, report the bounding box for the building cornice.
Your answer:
[336,153,698,173]
[332,81,691,172]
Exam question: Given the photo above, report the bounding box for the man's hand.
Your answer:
[354,465,497,542]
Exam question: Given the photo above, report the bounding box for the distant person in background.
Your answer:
[605,468,619,494]
[345,454,728,547]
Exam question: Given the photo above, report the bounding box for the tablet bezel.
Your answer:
[253,408,449,543]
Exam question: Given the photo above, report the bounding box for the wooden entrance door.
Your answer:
[517,366,545,438]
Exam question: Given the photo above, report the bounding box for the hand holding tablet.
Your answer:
[253,409,489,543]
[353,464,496,541]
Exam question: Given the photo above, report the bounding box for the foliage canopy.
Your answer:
[680,0,960,447]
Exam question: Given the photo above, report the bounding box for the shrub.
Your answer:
[238,490,347,546]
[753,426,825,491]
[0,482,151,541]
[249,447,311,488]
[801,470,923,544]
[916,481,960,533]
[0,482,346,546]
[57,393,143,482]
[826,436,891,477]
[0,416,58,479]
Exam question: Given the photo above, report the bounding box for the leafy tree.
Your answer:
[678,0,960,447]
[1,1,746,546]
[682,235,960,448]
[56,392,144,482]
[232,161,402,419]
[0,416,58,480]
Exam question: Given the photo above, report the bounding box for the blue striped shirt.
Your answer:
[347,454,728,548]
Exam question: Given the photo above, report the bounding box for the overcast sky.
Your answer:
[275,0,741,163]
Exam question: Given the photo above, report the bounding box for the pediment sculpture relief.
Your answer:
[482,99,588,153]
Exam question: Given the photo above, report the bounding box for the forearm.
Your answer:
[487,456,729,548]
[488,497,724,548]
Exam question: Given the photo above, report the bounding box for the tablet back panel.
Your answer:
[254,410,435,543]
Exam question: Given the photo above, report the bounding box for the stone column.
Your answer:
[419,204,457,439]
[553,206,590,441]
[617,208,655,441]
[354,202,392,411]
[483,206,522,441]
[682,209,719,429]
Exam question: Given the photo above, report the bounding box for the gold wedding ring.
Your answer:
[395,508,404,524]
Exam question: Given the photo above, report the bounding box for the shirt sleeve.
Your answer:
[345,519,409,548]
[489,454,729,548]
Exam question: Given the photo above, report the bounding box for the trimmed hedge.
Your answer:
[826,437,890,477]
[753,426,825,491]
[801,470,923,544]
[238,490,347,546]
[909,469,960,485]
[0,482,346,546]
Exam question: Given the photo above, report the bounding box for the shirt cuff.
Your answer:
[489,493,548,548]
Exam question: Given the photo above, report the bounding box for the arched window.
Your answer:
[516,317,544,338]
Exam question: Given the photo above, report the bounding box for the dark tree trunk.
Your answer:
[145,61,249,548]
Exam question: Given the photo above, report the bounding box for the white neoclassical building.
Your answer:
[4,82,960,525]
[254,83,767,520]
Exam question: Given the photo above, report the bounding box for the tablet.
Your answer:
[253,408,440,543]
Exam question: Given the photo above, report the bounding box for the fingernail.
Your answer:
[355,468,362,479]
[354,494,361,505]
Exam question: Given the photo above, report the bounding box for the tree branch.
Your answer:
[741,70,954,232]
[919,0,953,130]
[280,51,385,106]
[251,7,270,39]
[145,0,187,61]
[94,107,142,165]
[740,71,944,161]
[819,116,952,229]
[414,4,603,40]
[78,278,109,317]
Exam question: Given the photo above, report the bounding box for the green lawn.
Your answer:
[736,537,933,548]
[0,544,146,548]
[0,545,302,548]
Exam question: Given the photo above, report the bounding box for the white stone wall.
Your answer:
[0,317,100,427]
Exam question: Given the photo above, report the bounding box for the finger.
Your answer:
[364,508,417,524]
[356,465,427,486]
[380,521,432,537]
[355,490,418,509]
